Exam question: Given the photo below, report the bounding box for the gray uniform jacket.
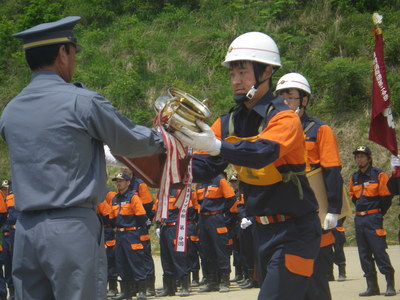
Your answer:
[0,71,164,212]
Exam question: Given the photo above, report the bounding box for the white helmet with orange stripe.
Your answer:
[222,31,282,68]
[275,72,311,95]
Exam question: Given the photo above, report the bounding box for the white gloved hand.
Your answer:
[173,120,221,156]
[146,219,152,226]
[323,213,339,230]
[240,218,252,229]
[156,228,161,238]
[391,154,400,169]
[104,145,125,167]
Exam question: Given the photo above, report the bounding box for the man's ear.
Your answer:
[57,45,68,66]
[302,96,309,108]
[261,65,273,81]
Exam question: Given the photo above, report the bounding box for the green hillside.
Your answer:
[1,0,400,245]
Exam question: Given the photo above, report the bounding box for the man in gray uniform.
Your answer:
[0,16,165,300]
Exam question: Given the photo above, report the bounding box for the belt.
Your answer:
[255,214,293,225]
[356,209,381,216]
[164,220,196,226]
[116,227,137,232]
[201,210,223,216]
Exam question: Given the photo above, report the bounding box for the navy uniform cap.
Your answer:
[13,16,82,52]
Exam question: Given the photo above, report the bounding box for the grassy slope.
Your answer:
[0,1,399,245]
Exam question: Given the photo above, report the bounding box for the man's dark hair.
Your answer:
[25,43,71,71]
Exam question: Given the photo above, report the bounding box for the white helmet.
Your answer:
[275,72,311,95]
[222,32,281,68]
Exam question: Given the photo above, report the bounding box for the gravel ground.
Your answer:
[148,245,400,300]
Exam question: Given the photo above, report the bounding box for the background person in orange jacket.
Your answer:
[275,72,343,300]
[197,174,236,293]
[122,167,156,297]
[0,181,9,300]
[96,189,117,297]
[350,145,396,297]
[173,32,321,300]
[110,172,148,300]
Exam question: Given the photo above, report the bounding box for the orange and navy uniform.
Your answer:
[200,175,236,215]
[129,176,154,220]
[350,166,392,214]
[110,189,148,282]
[301,114,343,299]
[193,94,319,218]
[198,174,236,276]
[96,189,117,280]
[349,166,394,278]
[154,189,197,278]
[191,92,321,297]
[96,189,117,247]
[0,189,7,298]
[0,189,8,226]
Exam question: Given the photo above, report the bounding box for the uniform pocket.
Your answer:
[216,227,228,234]
[375,229,387,236]
[140,234,150,241]
[131,243,144,250]
[285,253,314,277]
[105,240,116,247]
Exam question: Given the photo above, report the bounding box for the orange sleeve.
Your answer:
[220,178,236,198]
[6,194,14,208]
[316,125,341,168]
[211,117,222,140]
[258,111,306,165]
[131,194,146,215]
[0,193,7,213]
[105,191,117,205]
[138,183,153,204]
[97,199,113,216]
[349,178,355,198]
[191,190,200,210]
[378,172,392,196]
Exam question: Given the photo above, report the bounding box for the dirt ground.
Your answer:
[150,245,400,300]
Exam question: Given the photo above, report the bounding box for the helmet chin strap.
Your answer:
[234,78,268,105]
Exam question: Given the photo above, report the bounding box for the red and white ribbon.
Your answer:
[174,149,193,252]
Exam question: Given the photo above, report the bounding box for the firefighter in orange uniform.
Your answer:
[2,181,19,300]
[173,32,321,300]
[96,189,117,297]
[122,167,156,297]
[0,181,9,300]
[350,145,396,297]
[154,188,198,297]
[275,73,343,300]
[196,174,236,293]
[110,173,148,300]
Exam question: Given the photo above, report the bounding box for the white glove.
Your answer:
[173,120,221,156]
[145,219,152,226]
[240,218,252,229]
[323,213,339,230]
[156,228,160,238]
[391,155,400,169]
[104,145,125,167]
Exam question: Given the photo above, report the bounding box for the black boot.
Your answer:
[145,275,155,296]
[107,279,118,297]
[230,266,243,282]
[199,274,219,292]
[219,273,230,293]
[180,275,190,297]
[191,271,200,287]
[237,271,248,285]
[113,281,132,300]
[385,273,396,296]
[156,275,175,297]
[136,280,147,300]
[359,276,380,296]
[338,264,346,282]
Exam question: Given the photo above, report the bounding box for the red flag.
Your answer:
[368,24,398,156]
